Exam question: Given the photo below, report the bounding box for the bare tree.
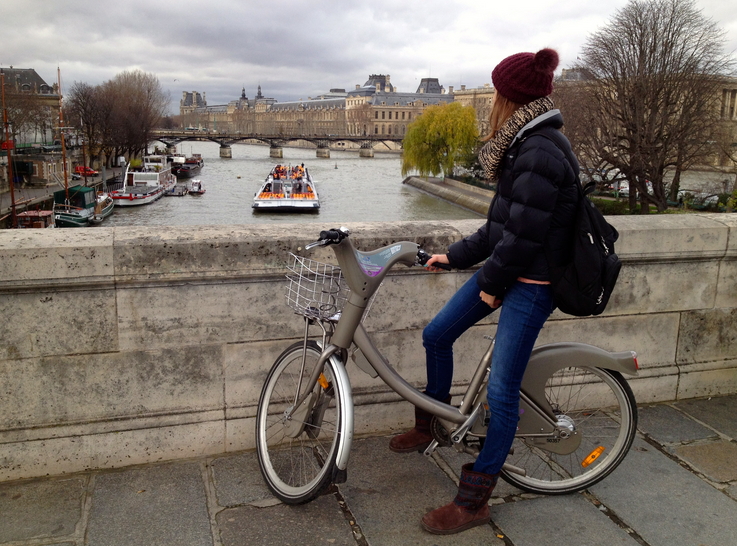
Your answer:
[575,0,734,212]
[66,82,105,165]
[102,70,170,156]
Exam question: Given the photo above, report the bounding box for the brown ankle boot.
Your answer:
[389,395,451,453]
[421,463,499,535]
[389,404,433,453]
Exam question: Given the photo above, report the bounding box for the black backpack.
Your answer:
[535,130,622,316]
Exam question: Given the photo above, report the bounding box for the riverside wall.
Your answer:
[1,216,736,482]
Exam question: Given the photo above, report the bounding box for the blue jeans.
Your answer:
[422,269,553,475]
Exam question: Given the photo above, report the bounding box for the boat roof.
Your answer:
[53,185,94,201]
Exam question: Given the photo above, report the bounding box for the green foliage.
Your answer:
[401,102,479,178]
[591,198,630,215]
[727,189,737,212]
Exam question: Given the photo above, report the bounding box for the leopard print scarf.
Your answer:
[479,96,555,182]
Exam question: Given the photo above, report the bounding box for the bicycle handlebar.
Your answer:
[305,228,452,271]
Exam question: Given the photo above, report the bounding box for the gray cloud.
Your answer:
[3,0,736,113]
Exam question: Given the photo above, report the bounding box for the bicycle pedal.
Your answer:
[333,468,348,484]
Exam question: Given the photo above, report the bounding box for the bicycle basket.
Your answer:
[285,253,348,321]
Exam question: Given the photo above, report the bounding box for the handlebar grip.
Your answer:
[417,249,452,270]
[319,229,342,242]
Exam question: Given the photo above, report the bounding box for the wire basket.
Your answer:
[285,253,348,321]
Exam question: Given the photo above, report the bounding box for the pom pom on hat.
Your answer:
[492,48,559,104]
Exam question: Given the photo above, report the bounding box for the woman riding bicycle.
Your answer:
[388,48,580,535]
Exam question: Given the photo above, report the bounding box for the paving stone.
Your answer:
[637,404,717,443]
[210,451,272,507]
[493,494,637,546]
[217,494,355,546]
[0,477,85,543]
[727,483,737,501]
[86,462,213,546]
[339,436,503,546]
[591,437,737,546]
[674,395,737,438]
[674,441,737,483]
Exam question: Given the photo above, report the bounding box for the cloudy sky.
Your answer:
[3,0,736,114]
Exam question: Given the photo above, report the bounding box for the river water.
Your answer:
[103,141,481,227]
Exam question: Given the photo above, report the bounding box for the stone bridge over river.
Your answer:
[151,130,404,158]
[1,216,736,482]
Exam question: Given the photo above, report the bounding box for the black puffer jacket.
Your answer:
[447,110,579,299]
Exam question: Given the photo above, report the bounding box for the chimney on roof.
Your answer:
[449,86,454,93]
[356,84,360,89]
[461,85,466,91]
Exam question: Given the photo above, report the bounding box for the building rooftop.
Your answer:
[0,67,56,95]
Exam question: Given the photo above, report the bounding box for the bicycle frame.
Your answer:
[299,234,638,474]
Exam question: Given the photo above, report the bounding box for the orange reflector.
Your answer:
[318,374,329,389]
[582,446,605,468]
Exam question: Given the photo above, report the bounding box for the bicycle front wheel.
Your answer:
[256,340,348,504]
[503,366,637,494]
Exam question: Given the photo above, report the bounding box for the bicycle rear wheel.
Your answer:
[256,340,347,504]
[502,366,637,494]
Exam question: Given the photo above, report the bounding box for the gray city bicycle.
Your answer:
[256,227,639,505]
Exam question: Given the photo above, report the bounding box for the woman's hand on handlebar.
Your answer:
[425,254,451,272]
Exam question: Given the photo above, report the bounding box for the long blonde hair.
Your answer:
[483,93,524,141]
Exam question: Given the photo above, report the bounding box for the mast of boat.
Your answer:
[57,67,70,203]
[1,69,18,228]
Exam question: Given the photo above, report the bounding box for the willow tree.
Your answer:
[576,0,734,213]
[401,101,479,178]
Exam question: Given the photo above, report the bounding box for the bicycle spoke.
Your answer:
[503,366,637,494]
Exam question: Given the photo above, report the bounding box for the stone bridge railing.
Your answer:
[1,216,736,482]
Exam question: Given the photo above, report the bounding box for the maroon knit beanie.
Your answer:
[492,48,559,104]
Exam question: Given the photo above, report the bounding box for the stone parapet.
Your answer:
[0,215,736,481]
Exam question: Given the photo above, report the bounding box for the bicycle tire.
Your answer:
[502,366,637,494]
[256,340,347,504]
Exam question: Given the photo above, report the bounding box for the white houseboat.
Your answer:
[111,155,177,206]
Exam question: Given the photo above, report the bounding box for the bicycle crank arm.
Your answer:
[451,404,482,444]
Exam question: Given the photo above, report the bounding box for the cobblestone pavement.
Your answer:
[1,395,736,546]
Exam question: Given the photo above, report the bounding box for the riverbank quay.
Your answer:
[0,216,736,484]
[1,394,736,546]
[0,168,122,223]
[403,176,493,215]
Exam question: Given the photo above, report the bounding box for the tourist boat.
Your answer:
[188,179,206,195]
[176,154,204,179]
[252,164,320,212]
[111,155,176,207]
[17,210,56,228]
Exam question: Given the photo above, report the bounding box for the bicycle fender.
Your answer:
[323,347,354,472]
[528,342,638,377]
[522,342,637,415]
